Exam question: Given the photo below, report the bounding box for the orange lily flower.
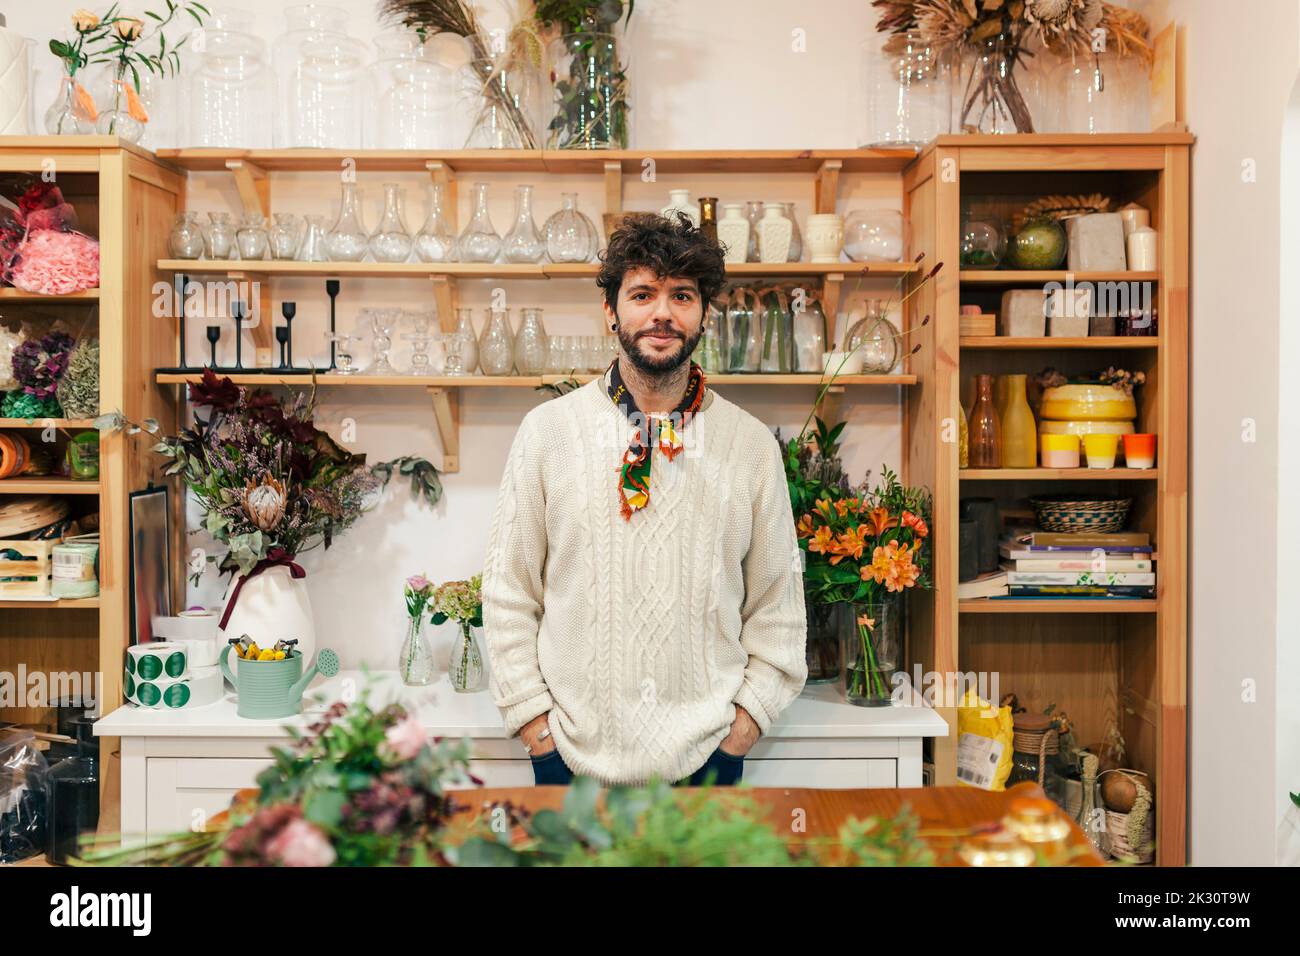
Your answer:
[863,506,898,538]
[902,510,929,539]
[835,525,870,563]
[863,540,920,592]
[808,526,836,558]
[796,513,817,538]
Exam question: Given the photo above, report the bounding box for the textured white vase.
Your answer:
[660,188,699,226]
[716,203,749,264]
[758,203,792,263]
[0,20,31,135]
[218,565,316,665]
[805,213,844,263]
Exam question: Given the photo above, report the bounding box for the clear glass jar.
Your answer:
[449,620,486,693]
[461,53,541,150]
[696,299,724,372]
[514,307,549,375]
[326,182,369,262]
[205,211,236,259]
[544,192,597,263]
[1006,715,1069,808]
[845,300,900,374]
[960,217,1007,269]
[843,597,899,706]
[272,6,369,148]
[725,287,762,372]
[478,308,515,375]
[954,30,1038,134]
[369,183,412,263]
[756,287,793,373]
[793,296,826,373]
[546,32,630,149]
[235,215,269,260]
[297,214,330,262]
[806,600,844,684]
[169,212,205,259]
[1054,50,1151,135]
[864,31,951,147]
[444,308,478,375]
[457,182,502,263]
[415,182,457,263]
[398,616,435,686]
[373,29,458,149]
[268,213,303,260]
[843,209,906,262]
[502,184,546,264]
[188,11,273,147]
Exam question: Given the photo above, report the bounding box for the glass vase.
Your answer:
[268,212,303,259]
[514,307,549,375]
[169,212,205,259]
[369,182,413,263]
[297,214,330,262]
[725,287,762,372]
[478,308,515,375]
[462,53,540,150]
[93,63,150,143]
[235,215,269,260]
[843,209,906,262]
[697,299,724,373]
[955,30,1035,134]
[843,598,900,706]
[806,601,843,684]
[398,616,435,686]
[45,76,96,135]
[968,373,1002,468]
[501,184,546,263]
[544,192,598,263]
[546,32,630,149]
[457,182,502,263]
[443,308,479,375]
[205,211,236,259]
[415,182,457,263]
[449,620,485,692]
[326,182,369,262]
[757,287,793,373]
[864,31,951,147]
[189,12,274,148]
[998,373,1037,468]
[845,300,900,374]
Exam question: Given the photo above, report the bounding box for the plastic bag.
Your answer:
[0,728,49,863]
[0,181,98,294]
[955,688,1014,791]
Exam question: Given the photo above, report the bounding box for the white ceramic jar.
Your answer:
[716,203,750,264]
[805,213,845,263]
[758,202,793,263]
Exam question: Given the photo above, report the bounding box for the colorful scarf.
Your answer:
[605,358,707,520]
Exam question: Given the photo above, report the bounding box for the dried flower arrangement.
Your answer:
[55,337,99,420]
[1034,365,1146,396]
[1,331,74,419]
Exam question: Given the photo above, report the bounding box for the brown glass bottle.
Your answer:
[968,374,1002,468]
[698,197,719,245]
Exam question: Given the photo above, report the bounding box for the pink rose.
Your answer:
[406,574,431,592]
[265,819,335,867]
[382,714,427,762]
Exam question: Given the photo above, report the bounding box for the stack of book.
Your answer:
[998,531,1155,600]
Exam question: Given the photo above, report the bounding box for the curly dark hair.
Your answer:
[596,212,727,311]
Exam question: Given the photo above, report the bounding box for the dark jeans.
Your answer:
[530,745,745,787]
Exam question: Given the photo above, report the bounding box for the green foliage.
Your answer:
[371,455,444,509]
[534,0,632,32]
[781,415,848,518]
[837,807,935,866]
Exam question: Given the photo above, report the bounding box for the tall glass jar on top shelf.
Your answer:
[372,29,458,149]
[460,52,541,149]
[188,10,274,147]
[280,31,371,149]
[954,29,1039,134]
[863,31,951,148]
[546,32,630,149]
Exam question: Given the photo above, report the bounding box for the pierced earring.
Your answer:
[610,321,619,331]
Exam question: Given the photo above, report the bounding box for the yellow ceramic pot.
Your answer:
[1039,384,1137,422]
[1038,419,1135,440]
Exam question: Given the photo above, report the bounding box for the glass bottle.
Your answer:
[698,197,719,245]
[369,182,413,263]
[205,211,236,259]
[449,620,486,692]
[845,299,900,374]
[444,308,478,375]
[235,215,269,260]
[169,212,205,259]
[297,214,330,262]
[398,616,435,686]
[998,373,1037,468]
[959,401,970,468]
[501,184,546,263]
[457,182,502,263]
[783,203,803,262]
[478,308,515,375]
[544,192,597,263]
[744,201,764,262]
[414,182,457,263]
[326,182,369,262]
[268,212,303,259]
[968,374,1002,468]
[514,307,549,374]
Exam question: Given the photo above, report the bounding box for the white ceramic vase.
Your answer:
[805,213,844,263]
[660,188,699,226]
[716,203,749,264]
[758,203,792,263]
[217,565,316,664]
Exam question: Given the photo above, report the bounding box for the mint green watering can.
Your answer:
[219,645,340,719]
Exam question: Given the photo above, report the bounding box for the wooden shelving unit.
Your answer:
[903,132,1190,865]
[0,137,186,824]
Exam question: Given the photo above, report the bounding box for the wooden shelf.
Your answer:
[0,597,99,609]
[960,337,1159,350]
[959,270,1159,284]
[0,478,100,494]
[154,147,920,175]
[959,598,1157,614]
[156,371,918,387]
[960,468,1158,480]
[0,288,99,302]
[0,418,97,429]
[156,259,917,279]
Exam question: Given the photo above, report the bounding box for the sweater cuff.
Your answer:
[733,682,775,736]
[501,688,555,738]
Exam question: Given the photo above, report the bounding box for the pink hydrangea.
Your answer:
[383,713,427,762]
[265,819,335,867]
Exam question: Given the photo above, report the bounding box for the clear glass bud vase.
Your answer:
[326,182,369,262]
[514,307,549,374]
[369,182,413,263]
[457,182,501,263]
[544,192,598,263]
[501,184,545,263]
[449,620,485,692]
[415,182,456,263]
[399,617,435,686]
[478,308,515,375]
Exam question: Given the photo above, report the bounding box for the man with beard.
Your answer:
[482,213,807,787]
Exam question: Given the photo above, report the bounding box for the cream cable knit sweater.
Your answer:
[482,372,808,786]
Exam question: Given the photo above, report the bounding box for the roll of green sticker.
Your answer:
[125,652,135,675]
[124,670,135,698]
[163,683,191,708]
[165,651,186,678]
[136,653,162,680]
[136,681,161,707]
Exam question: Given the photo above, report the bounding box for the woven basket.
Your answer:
[1106,808,1154,864]
[1030,495,1132,533]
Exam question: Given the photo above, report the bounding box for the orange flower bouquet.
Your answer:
[795,466,932,706]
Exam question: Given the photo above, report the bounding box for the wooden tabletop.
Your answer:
[450,781,1104,866]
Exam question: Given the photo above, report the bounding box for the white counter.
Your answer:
[96,673,948,839]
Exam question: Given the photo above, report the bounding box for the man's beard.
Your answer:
[615,315,702,375]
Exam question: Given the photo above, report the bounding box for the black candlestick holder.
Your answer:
[282,301,296,366]
[325,279,340,371]
[206,325,221,368]
[275,326,290,369]
[231,300,246,369]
